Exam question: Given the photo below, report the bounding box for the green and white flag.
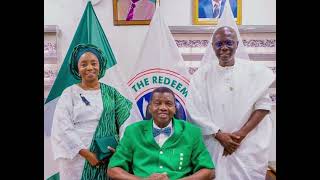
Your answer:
[44,2,139,179]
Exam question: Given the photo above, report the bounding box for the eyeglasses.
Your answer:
[213,40,236,49]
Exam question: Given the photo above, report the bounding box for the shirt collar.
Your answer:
[153,120,173,130]
[216,60,236,73]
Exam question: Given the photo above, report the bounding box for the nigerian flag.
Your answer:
[44,2,119,179]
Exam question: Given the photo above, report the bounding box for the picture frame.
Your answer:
[113,0,159,26]
[193,0,242,25]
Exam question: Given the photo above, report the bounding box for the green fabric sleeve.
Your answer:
[191,128,215,173]
[108,126,133,172]
[114,89,132,128]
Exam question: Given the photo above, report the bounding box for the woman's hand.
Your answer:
[86,151,100,166]
[79,149,100,166]
[108,146,116,153]
[100,146,117,164]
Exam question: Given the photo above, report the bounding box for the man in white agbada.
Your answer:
[186,26,275,180]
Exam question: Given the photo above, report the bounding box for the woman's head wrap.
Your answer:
[69,43,107,80]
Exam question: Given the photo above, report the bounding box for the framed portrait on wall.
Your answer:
[193,0,242,25]
[113,0,159,25]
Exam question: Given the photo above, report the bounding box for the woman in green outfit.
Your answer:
[51,44,132,180]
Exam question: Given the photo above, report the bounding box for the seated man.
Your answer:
[108,87,215,180]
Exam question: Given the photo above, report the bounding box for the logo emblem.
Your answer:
[128,68,189,120]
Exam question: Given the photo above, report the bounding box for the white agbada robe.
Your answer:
[51,84,103,180]
[186,59,275,180]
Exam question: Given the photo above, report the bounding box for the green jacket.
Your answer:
[108,118,215,179]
